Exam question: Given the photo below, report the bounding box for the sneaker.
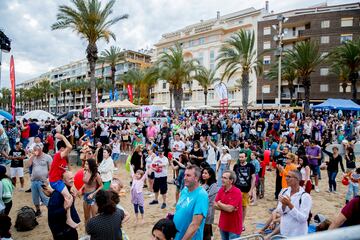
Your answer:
[326,190,332,193]
[25,188,32,193]
[149,200,159,205]
[18,188,25,192]
[161,203,167,209]
[148,193,155,198]
[315,187,320,193]
[332,191,339,194]
[35,210,42,217]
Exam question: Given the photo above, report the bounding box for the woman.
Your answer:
[131,145,144,172]
[344,144,356,172]
[170,154,189,203]
[189,140,204,167]
[98,148,115,190]
[80,159,103,223]
[278,153,298,189]
[152,218,177,240]
[145,147,157,194]
[121,124,131,153]
[216,146,231,187]
[0,165,14,215]
[200,167,218,240]
[323,145,345,193]
[298,157,312,194]
[86,190,125,240]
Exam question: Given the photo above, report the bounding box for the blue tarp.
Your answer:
[0,110,12,121]
[312,98,360,111]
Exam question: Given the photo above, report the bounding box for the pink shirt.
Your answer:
[147,126,157,139]
[131,174,147,193]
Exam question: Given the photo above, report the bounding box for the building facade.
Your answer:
[151,7,267,108]
[17,50,151,114]
[257,2,360,105]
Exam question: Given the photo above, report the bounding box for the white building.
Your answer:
[151,7,267,109]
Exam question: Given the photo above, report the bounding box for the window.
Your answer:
[209,92,214,99]
[339,83,351,92]
[341,18,353,27]
[320,36,329,44]
[263,56,271,65]
[320,84,328,92]
[262,85,270,94]
[209,50,215,70]
[199,37,205,45]
[321,52,328,58]
[184,93,192,101]
[162,81,167,89]
[263,26,271,35]
[320,68,329,76]
[263,41,271,49]
[197,52,204,66]
[197,92,202,100]
[228,90,235,99]
[321,20,330,28]
[189,40,198,47]
[340,34,353,43]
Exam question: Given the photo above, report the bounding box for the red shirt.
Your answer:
[215,185,243,234]
[341,197,360,226]
[21,124,30,139]
[47,135,55,150]
[49,152,67,182]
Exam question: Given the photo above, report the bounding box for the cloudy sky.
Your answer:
[0,0,357,87]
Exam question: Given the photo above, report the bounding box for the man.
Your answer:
[306,140,321,192]
[172,133,185,161]
[173,165,208,240]
[275,146,290,199]
[233,152,256,229]
[9,142,26,190]
[28,119,40,147]
[240,141,252,163]
[275,170,312,237]
[27,143,52,216]
[215,170,243,240]
[329,196,360,229]
[0,128,10,165]
[150,147,169,209]
[20,119,30,148]
[48,171,80,240]
[6,122,19,150]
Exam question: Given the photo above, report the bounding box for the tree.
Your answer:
[50,83,61,114]
[38,78,51,111]
[267,56,297,106]
[286,41,325,114]
[331,38,360,100]
[0,88,11,111]
[217,29,258,113]
[157,44,198,113]
[330,63,350,94]
[77,79,89,108]
[69,80,82,109]
[52,0,128,119]
[17,88,26,115]
[100,46,124,93]
[193,67,219,105]
[60,81,71,113]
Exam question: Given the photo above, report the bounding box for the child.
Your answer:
[48,133,78,228]
[130,165,147,223]
[110,137,121,168]
[250,151,260,205]
[345,167,360,204]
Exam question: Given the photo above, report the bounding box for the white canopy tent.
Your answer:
[23,110,56,120]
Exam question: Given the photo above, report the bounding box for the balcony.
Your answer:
[282,30,309,43]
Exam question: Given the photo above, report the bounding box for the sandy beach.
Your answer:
[9,157,350,240]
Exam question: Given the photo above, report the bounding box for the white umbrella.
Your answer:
[23,110,55,120]
[185,106,197,110]
[199,105,214,110]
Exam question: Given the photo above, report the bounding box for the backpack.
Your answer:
[282,189,312,225]
[15,206,38,231]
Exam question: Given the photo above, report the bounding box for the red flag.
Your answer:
[10,55,16,121]
[127,84,133,102]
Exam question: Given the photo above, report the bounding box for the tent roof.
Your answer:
[311,98,360,111]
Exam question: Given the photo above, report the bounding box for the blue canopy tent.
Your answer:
[0,110,12,121]
[311,98,360,111]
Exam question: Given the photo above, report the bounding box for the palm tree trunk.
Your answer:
[242,72,250,113]
[63,91,66,113]
[83,90,86,109]
[204,91,208,105]
[342,82,347,93]
[55,96,58,114]
[303,76,311,115]
[87,43,98,119]
[73,92,76,109]
[289,84,294,106]
[169,87,173,110]
[349,71,358,101]
[173,87,183,113]
[110,66,116,115]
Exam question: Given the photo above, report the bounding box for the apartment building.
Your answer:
[151,7,267,108]
[257,2,360,105]
[17,50,151,114]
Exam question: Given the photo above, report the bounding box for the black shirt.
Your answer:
[190,148,204,167]
[10,149,25,168]
[233,162,255,193]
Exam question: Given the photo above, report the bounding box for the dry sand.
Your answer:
[9,159,349,240]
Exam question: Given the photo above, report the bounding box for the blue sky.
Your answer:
[0,0,357,87]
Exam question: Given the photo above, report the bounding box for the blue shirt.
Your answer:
[250,159,261,174]
[173,186,209,240]
[270,142,279,157]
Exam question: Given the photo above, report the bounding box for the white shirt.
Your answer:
[98,157,114,182]
[219,153,231,165]
[151,155,169,178]
[276,187,312,237]
[206,145,217,165]
[172,140,185,159]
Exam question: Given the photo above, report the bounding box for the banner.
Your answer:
[10,55,15,120]
[127,84,133,102]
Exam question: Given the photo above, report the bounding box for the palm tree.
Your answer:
[330,63,350,94]
[50,83,61,114]
[77,79,89,108]
[331,39,360,100]
[52,0,129,119]
[69,80,82,109]
[157,44,198,113]
[0,88,11,111]
[217,29,258,113]
[17,88,26,115]
[286,41,325,114]
[267,56,297,106]
[38,78,51,111]
[193,67,219,105]
[60,81,71,113]
[100,46,124,93]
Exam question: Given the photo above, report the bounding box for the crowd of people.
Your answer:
[0,109,359,240]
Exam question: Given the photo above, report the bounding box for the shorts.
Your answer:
[153,176,168,194]
[242,192,250,207]
[148,172,155,180]
[83,190,96,205]
[10,167,24,178]
[112,153,120,161]
[310,165,320,176]
[103,181,111,190]
[50,180,66,193]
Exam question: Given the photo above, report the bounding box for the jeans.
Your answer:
[21,138,29,149]
[346,182,359,201]
[133,204,144,214]
[217,164,229,187]
[31,180,49,206]
[219,229,240,240]
[327,170,338,192]
[209,164,216,173]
